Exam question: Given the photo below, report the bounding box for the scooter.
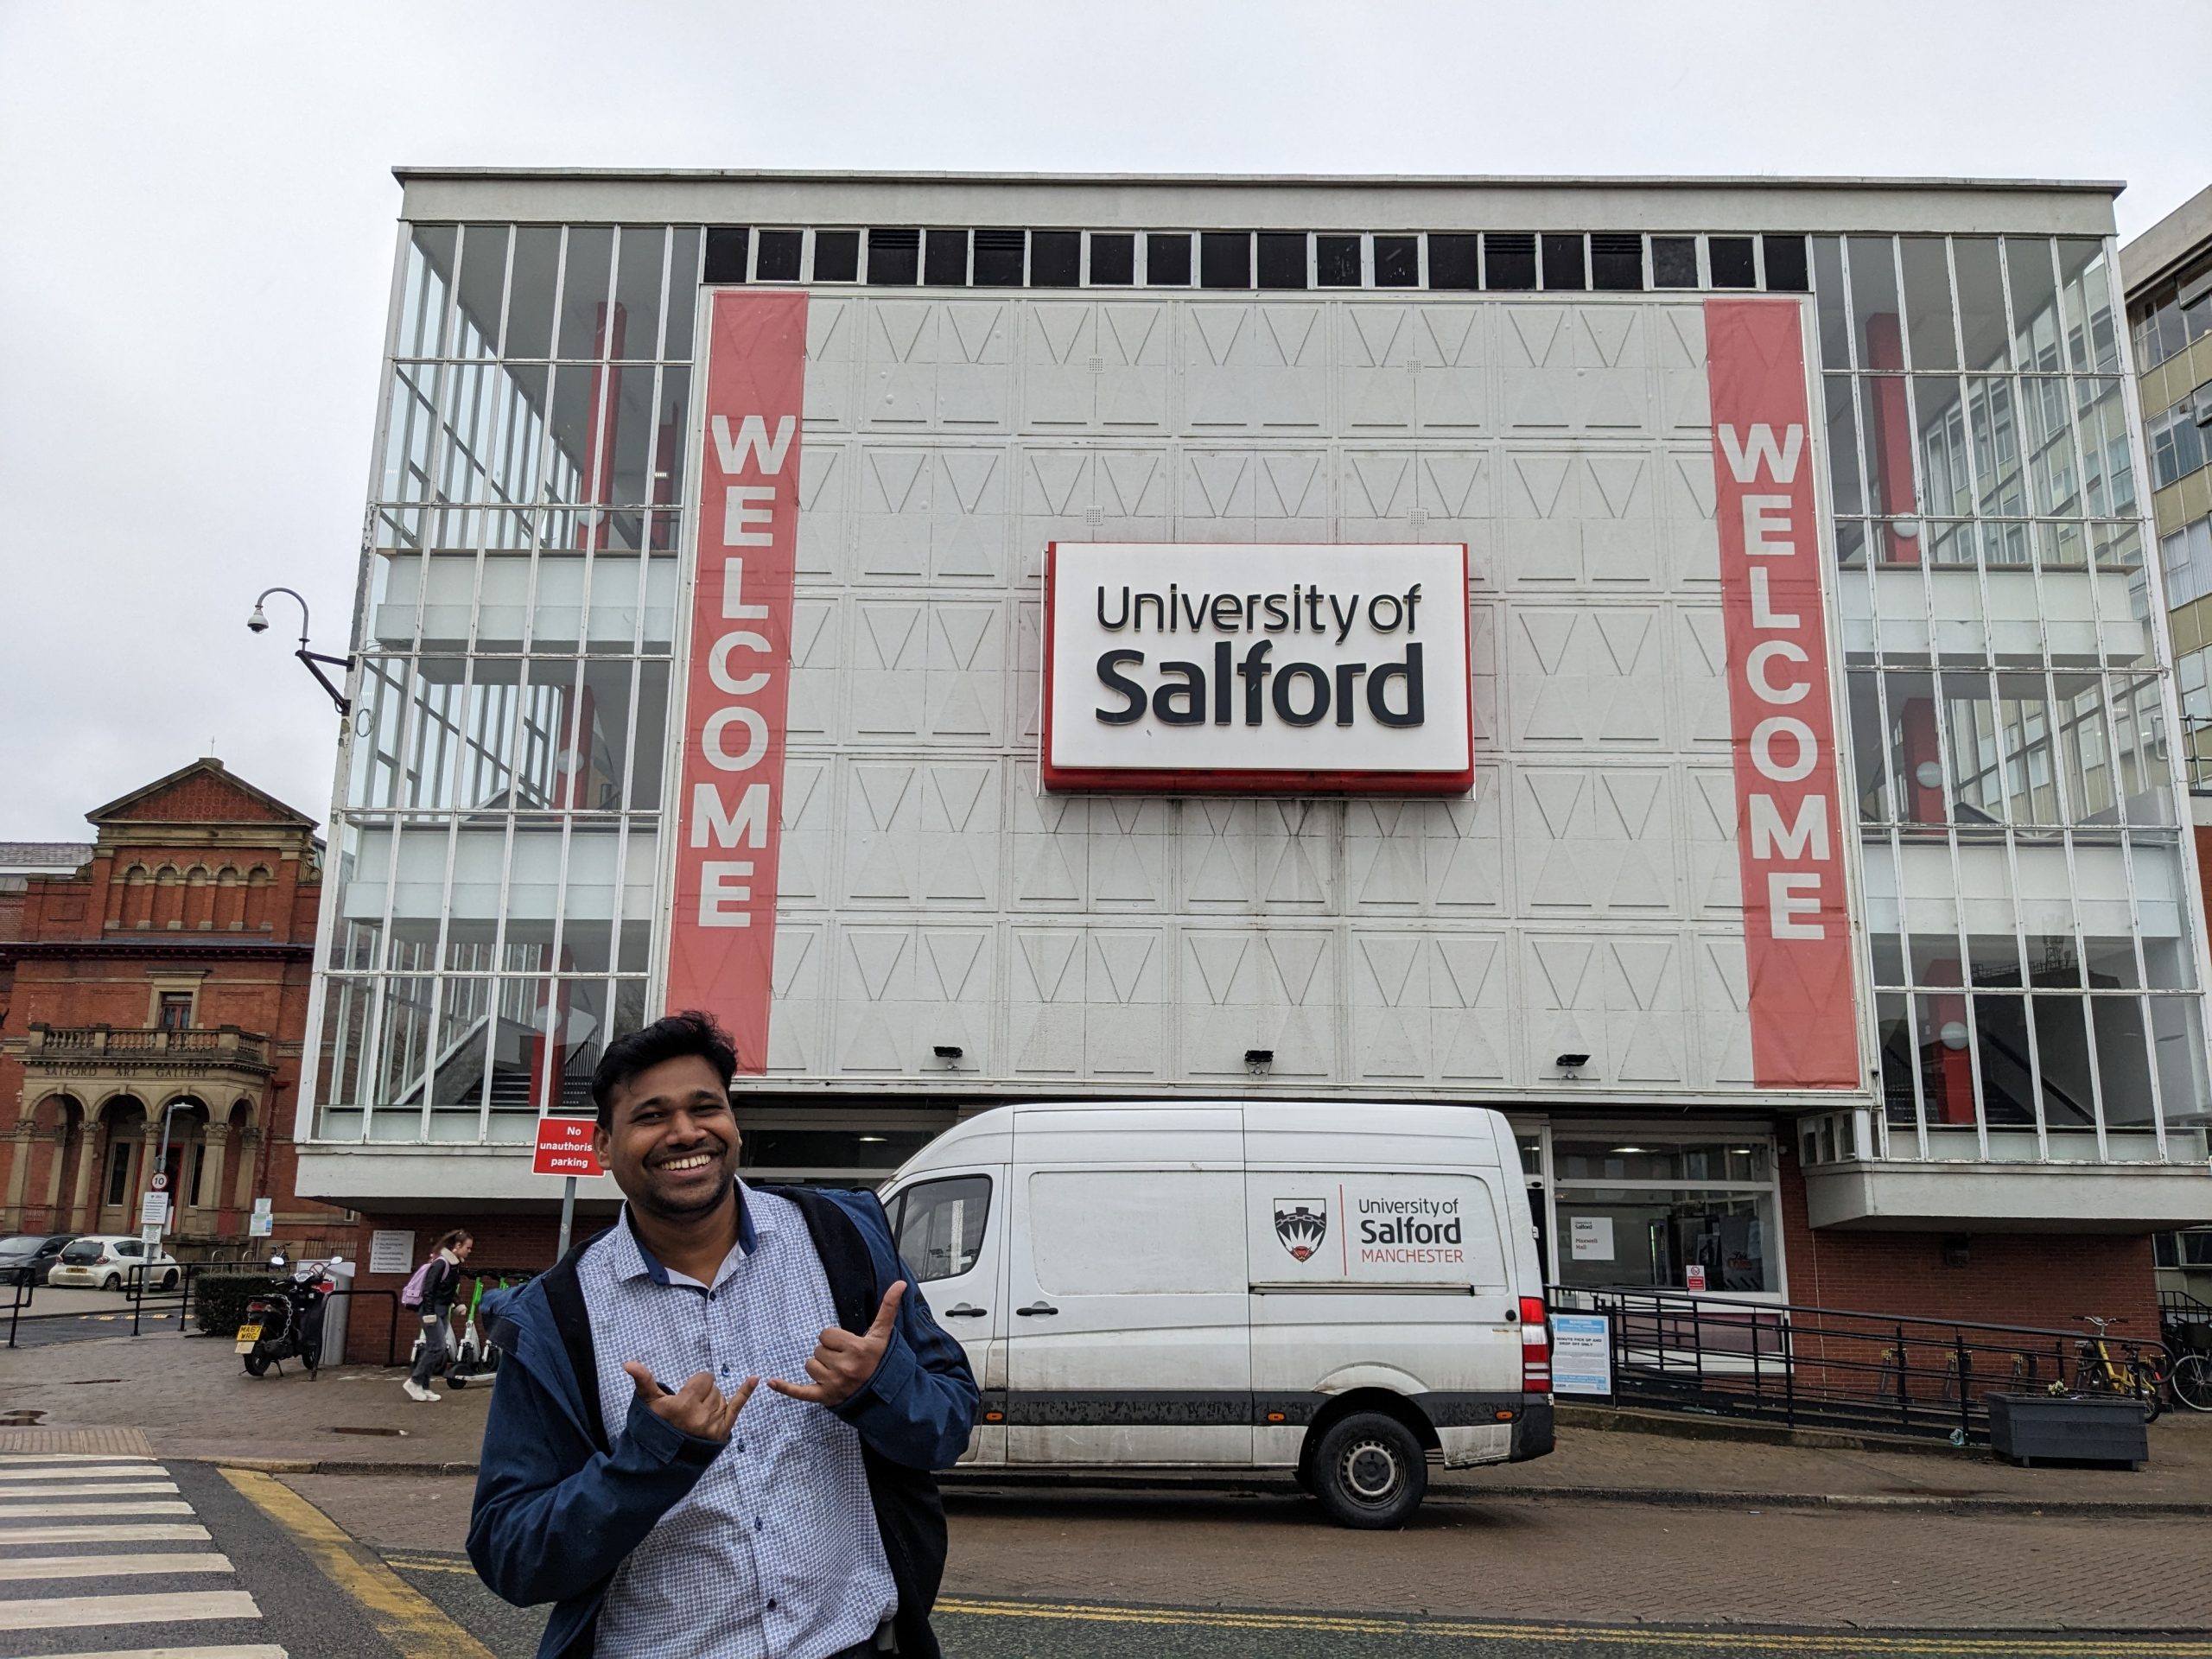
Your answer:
[235,1253,332,1378]
[447,1268,531,1389]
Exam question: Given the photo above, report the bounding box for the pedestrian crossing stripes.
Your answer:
[0,1452,284,1659]
[0,1523,211,1544]
[0,1498,196,1516]
[0,1591,260,1630]
[0,1551,232,1581]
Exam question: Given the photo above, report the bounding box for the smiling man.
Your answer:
[467,1011,978,1659]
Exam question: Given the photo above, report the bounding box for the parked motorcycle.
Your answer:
[235,1253,332,1378]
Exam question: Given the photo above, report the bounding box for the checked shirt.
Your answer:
[580,1187,897,1659]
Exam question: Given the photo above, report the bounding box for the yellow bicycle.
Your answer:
[2050,1314,2164,1423]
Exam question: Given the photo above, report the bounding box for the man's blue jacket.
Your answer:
[467,1185,979,1659]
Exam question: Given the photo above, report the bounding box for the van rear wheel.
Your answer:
[1311,1412,1427,1529]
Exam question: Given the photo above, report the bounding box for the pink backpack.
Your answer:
[399,1257,439,1308]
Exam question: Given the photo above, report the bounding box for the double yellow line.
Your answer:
[264,1498,2212,1659]
[223,1468,494,1659]
[936,1597,2212,1656]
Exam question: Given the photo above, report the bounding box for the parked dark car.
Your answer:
[0,1234,79,1287]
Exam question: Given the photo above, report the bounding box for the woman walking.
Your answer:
[402,1229,474,1402]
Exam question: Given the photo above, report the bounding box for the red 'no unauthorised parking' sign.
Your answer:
[531,1116,605,1179]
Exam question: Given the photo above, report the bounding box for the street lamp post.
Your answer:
[247,586,354,716]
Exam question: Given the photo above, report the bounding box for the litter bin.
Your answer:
[316,1256,354,1368]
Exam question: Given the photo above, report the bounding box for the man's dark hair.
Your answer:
[591,1010,737,1127]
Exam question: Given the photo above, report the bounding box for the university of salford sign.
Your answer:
[1042,543,1474,793]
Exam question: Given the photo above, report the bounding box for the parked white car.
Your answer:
[878,1099,1554,1529]
[47,1235,179,1293]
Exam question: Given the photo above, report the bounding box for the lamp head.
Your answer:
[245,605,270,633]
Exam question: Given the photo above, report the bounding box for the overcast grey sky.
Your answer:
[3,1,2206,842]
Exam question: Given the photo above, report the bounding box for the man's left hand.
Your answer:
[766,1281,907,1408]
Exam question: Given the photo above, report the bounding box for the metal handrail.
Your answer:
[1549,1283,2170,1442]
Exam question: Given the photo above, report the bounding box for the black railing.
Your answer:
[1549,1285,2169,1443]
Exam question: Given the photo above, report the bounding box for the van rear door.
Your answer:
[1005,1107,1252,1465]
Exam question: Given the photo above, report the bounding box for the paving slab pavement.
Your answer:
[6,1331,2210,1510]
[0,1329,493,1467]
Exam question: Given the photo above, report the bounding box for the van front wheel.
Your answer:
[1311,1412,1427,1529]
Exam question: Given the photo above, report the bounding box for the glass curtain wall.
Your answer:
[316,223,699,1142]
[1821,233,2212,1162]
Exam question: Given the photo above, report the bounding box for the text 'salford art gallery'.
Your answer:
[302,170,2212,1331]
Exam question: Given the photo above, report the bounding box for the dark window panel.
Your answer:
[702,226,750,286]
[1652,235,1699,289]
[1147,232,1192,286]
[1428,233,1481,290]
[868,227,920,286]
[974,228,1027,287]
[1200,232,1252,289]
[612,226,665,359]
[924,228,969,286]
[754,229,802,283]
[557,227,614,357]
[1257,232,1308,289]
[1710,235,1758,289]
[507,226,563,355]
[1089,232,1135,286]
[452,225,508,356]
[1541,233,1587,291]
[811,230,859,283]
[1029,230,1080,288]
[664,228,701,357]
[1317,234,1362,288]
[1764,234,1810,293]
[1375,234,1419,288]
[1484,232,1536,290]
[1591,232,1643,292]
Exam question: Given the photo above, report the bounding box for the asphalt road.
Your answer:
[3,1286,192,1349]
[5,1451,2204,1659]
[378,1551,2212,1659]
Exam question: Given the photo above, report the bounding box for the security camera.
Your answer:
[245,606,270,633]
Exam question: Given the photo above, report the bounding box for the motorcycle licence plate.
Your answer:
[233,1324,263,1352]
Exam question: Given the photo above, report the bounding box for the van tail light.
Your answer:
[1519,1295,1551,1395]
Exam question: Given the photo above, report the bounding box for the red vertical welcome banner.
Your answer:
[1707,300,1859,1088]
[665,291,809,1072]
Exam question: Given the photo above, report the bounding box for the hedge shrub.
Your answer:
[192,1272,287,1338]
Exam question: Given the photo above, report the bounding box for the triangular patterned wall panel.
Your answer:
[745,289,1798,1097]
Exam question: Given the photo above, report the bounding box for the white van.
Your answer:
[878,1099,1554,1528]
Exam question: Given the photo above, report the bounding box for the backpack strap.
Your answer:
[757,1185,879,1333]
[534,1226,613,1455]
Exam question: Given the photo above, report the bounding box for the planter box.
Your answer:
[1986,1392,2148,1468]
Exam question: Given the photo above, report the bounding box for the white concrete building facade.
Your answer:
[300,172,2212,1323]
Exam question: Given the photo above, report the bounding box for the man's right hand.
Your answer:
[622,1361,755,1443]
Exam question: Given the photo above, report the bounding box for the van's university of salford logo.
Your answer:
[1274,1198,1327,1262]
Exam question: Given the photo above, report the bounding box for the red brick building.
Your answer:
[0,760,354,1260]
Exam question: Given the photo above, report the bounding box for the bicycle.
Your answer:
[2050,1315,2164,1423]
[2164,1317,2212,1414]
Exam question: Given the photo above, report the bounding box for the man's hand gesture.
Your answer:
[624,1363,755,1444]
[767,1281,907,1409]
